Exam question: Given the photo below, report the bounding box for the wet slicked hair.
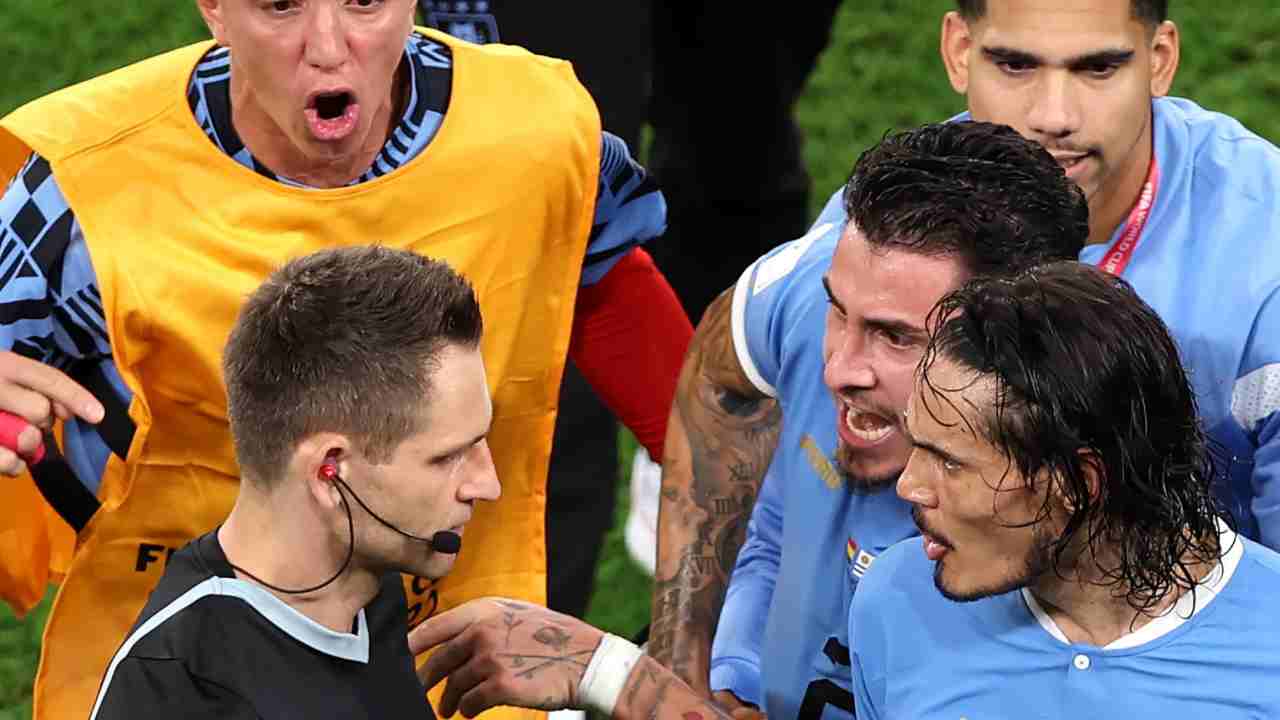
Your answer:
[844,121,1089,277]
[921,260,1224,617]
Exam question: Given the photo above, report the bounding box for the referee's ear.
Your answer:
[295,434,352,510]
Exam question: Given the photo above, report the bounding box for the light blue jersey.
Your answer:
[1078,98,1280,546]
[710,192,916,719]
[711,97,1280,719]
[850,524,1280,719]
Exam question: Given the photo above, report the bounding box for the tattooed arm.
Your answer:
[614,655,739,720]
[649,286,782,695]
[411,598,741,720]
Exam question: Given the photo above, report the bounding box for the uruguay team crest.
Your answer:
[421,1,500,44]
[846,536,876,580]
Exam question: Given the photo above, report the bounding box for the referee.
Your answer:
[89,246,500,719]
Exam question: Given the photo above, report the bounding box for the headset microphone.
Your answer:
[319,462,463,555]
[428,529,462,554]
[224,461,461,596]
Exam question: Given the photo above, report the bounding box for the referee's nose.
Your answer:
[458,438,501,503]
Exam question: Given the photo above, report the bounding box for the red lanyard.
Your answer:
[1097,156,1160,276]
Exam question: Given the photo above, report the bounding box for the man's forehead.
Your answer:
[975,0,1144,52]
[830,225,968,313]
[909,359,996,441]
[418,349,492,438]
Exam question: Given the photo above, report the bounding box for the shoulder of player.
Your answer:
[727,212,843,397]
[2,43,213,163]
[737,210,844,321]
[1164,536,1280,673]
[851,536,933,616]
[1172,534,1280,634]
[1158,97,1280,209]
[1230,535,1280,588]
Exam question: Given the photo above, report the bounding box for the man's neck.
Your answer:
[1086,124,1155,247]
[228,62,409,189]
[219,492,382,634]
[1027,541,1215,647]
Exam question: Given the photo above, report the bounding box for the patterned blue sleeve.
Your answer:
[580,131,667,287]
[0,154,110,364]
[1,153,118,492]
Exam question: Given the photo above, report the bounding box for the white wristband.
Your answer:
[577,633,643,716]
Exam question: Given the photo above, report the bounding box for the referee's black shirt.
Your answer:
[89,530,435,719]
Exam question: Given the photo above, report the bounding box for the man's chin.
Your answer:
[932,547,1048,603]
[834,444,903,492]
[932,561,1029,603]
[423,556,456,579]
[391,552,455,582]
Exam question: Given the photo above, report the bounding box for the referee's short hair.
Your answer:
[222,245,483,486]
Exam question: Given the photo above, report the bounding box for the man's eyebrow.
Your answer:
[903,411,966,467]
[864,317,928,343]
[822,275,846,314]
[982,45,1136,70]
[981,45,1043,66]
[1065,49,1136,70]
[910,436,967,467]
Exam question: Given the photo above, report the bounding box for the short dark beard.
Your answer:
[833,445,901,493]
[933,525,1055,603]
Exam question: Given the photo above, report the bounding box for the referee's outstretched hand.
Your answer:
[410,597,604,719]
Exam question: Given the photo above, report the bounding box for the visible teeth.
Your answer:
[844,407,893,442]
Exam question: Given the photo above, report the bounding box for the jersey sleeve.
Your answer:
[729,186,847,397]
[580,131,666,287]
[1234,285,1280,549]
[0,153,111,364]
[0,152,120,492]
[91,656,258,720]
[568,246,691,462]
[708,461,785,705]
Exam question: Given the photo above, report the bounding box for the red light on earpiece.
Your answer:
[320,463,338,480]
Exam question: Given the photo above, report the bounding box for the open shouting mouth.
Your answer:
[304,88,361,142]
